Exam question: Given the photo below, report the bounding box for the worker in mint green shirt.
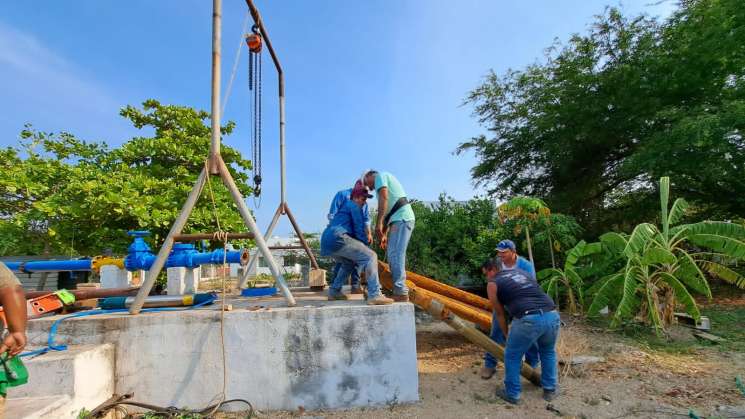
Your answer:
[363,170,415,301]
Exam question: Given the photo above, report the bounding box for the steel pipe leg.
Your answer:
[238,203,282,288]
[218,157,295,306]
[129,167,208,314]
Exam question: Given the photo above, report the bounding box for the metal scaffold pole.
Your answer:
[129,0,296,314]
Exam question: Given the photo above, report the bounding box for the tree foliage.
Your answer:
[0,100,253,256]
[458,0,745,237]
[385,195,582,285]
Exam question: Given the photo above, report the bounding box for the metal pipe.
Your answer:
[217,156,295,306]
[208,0,222,173]
[102,293,216,310]
[129,167,208,314]
[279,96,286,205]
[5,259,92,274]
[238,203,282,288]
[172,233,254,241]
[378,262,541,386]
[425,298,541,386]
[404,269,492,312]
[244,0,286,203]
[283,203,319,269]
[25,287,140,300]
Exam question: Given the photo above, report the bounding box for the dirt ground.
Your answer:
[252,314,745,419]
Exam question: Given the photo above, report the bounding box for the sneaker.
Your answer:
[327,293,349,301]
[495,388,520,405]
[480,366,496,380]
[367,295,394,305]
[350,287,364,295]
[543,389,558,402]
[391,294,409,302]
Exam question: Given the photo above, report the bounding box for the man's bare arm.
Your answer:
[376,186,388,238]
[487,282,509,337]
[0,285,27,356]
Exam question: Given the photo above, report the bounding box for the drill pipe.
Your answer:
[402,269,492,312]
[377,261,541,386]
[25,287,141,300]
[378,262,491,329]
[425,298,541,386]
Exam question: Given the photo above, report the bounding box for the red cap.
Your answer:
[351,180,373,199]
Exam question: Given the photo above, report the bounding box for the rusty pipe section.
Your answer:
[403,268,492,312]
[378,262,491,329]
[25,287,141,300]
[377,261,541,386]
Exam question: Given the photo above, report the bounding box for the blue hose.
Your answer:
[20,294,218,358]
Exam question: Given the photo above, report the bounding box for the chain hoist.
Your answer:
[246,25,263,198]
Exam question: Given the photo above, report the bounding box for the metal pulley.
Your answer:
[246,25,262,53]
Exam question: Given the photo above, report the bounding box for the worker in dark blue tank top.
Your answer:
[481,240,540,380]
[482,259,560,405]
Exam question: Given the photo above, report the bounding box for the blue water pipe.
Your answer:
[4,259,92,274]
[124,231,247,271]
[6,231,247,274]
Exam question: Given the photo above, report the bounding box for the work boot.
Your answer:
[367,295,394,305]
[543,389,559,402]
[495,388,521,405]
[350,287,364,295]
[480,366,496,380]
[328,293,349,301]
[391,294,409,303]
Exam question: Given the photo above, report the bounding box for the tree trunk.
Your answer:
[548,233,556,268]
[525,225,535,265]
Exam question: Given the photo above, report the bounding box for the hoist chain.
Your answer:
[249,42,262,198]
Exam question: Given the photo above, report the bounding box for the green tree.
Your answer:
[588,177,745,334]
[457,0,745,237]
[0,100,252,256]
[497,197,551,265]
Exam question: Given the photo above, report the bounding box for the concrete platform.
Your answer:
[7,344,114,418]
[25,288,419,412]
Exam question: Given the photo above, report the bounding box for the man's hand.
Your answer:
[380,235,388,250]
[0,332,27,357]
[366,231,373,245]
[375,226,385,242]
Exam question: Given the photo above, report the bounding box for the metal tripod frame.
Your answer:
[129,0,311,313]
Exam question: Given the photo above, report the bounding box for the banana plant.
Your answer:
[538,240,602,314]
[588,177,745,334]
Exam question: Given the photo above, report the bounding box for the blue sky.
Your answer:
[0,0,675,236]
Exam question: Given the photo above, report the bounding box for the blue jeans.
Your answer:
[485,311,540,369]
[331,262,361,288]
[328,233,382,299]
[387,220,414,295]
[503,310,560,400]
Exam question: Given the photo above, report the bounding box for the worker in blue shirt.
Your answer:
[326,181,372,294]
[481,239,540,379]
[320,183,393,305]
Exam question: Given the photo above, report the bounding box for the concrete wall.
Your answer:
[26,303,419,411]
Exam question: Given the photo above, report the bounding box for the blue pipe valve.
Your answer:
[124,231,154,272]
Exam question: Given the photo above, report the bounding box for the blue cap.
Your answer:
[496,239,516,252]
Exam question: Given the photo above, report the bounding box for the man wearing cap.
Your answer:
[320,182,393,305]
[362,170,415,302]
[481,239,540,379]
[0,262,28,412]
[326,181,372,294]
[481,259,559,405]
